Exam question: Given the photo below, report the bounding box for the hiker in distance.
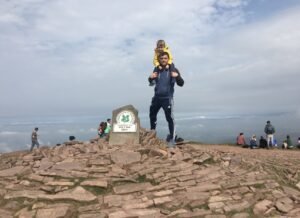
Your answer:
[148,51,184,146]
[30,127,40,152]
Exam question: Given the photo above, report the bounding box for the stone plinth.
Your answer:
[109,105,140,145]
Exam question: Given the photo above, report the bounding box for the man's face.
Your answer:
[159,54,169,66]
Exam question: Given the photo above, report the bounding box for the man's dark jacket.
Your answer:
[148,66,184,98]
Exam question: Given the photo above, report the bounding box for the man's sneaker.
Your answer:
[166,134,172,143]
[167,139,176,148]
[175,136,184,143]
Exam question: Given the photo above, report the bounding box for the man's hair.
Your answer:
[107,118,111,122]
[158,51,169,59]
[34,127,38,131]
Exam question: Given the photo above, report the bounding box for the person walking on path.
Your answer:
[148,51,184,146]
[30,127,40,151]
[264,120,275,148]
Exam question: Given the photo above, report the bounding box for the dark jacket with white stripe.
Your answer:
[148,65,184,98]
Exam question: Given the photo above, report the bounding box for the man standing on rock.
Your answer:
[30,127,40,152]
[148,51,184,146]
[264,120,275,148]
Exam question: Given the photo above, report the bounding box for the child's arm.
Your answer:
[167,50,173,65]
[153,50,160,67]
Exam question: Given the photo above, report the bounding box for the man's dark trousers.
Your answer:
[150,97,175,140]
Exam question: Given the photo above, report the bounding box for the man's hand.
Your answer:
[171,72,179,78]
[150,72,158,79]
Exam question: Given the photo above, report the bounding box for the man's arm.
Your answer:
[171,69,184,87]
[264,126,267,134]
[148,67,158,84]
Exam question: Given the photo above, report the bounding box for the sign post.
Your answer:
[109,105,140,145]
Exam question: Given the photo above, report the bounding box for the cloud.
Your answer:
[0,131,19,136]
[0,0,299,117]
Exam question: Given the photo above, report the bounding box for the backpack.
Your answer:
[266,125,274,134]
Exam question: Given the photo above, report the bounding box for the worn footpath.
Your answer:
[0,128,300,218]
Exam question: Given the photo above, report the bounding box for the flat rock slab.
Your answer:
[110,151,141,165]
[113,182,152,194]
[109,209,160,218]
[36,203,75,218]
[185,191,210,201]
[0,166,24,177]
[224,201,250,213]
[104,195,135,207]
[208,195,232,203]
[5,186,96,202]
[88,159,111,166]
[15,207,36,218]
[253,199,273,215]
[153,196,172,205]
[45,181,75,186]
[231,213,250,218]
[0,209,13,218]
[52,162,85,171]
[186,183,221,192]
[153,190,173,197]
[80,180,108,188]
[193,153,212,164]
[275,197,294,213]
[79,213,107,218]
[178,209,211,218]
[282,186,300,197]
[208,202,225,210]
[296,182,300,190]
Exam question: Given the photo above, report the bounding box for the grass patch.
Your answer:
[83,186,111,196]
[137,175,147,183]
[16,174,23,180]
[71,177,85,185]
[136,174,160,186]
[185,202,209,211]
[188,141,205,145]
[252,183,265,189]
[198,203,209,210]
[203,157,216,165]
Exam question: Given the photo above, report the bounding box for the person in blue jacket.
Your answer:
[148,51,184,146]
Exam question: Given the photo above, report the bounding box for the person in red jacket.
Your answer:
[236,132,246,146]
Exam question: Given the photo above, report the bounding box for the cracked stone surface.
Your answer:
[0,128,300,217]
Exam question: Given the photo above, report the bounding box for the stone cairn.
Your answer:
[0,128,299,218]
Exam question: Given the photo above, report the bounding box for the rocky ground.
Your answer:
[0,129,300,218]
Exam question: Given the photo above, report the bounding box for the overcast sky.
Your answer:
[1,0,300,117]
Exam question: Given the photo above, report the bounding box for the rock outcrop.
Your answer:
[0,128,299,217]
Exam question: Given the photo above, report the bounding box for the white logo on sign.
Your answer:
[113,110,136,132]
